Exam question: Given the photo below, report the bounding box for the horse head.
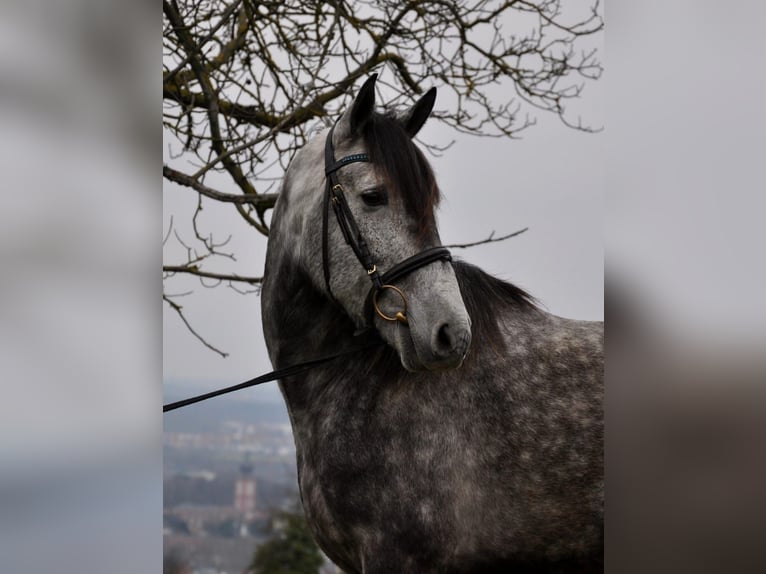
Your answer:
[275,75,471,371]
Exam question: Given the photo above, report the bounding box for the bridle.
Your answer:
[163,121,454,414]
[321,122,452,325]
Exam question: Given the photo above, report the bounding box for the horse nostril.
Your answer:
[436,323,454,353]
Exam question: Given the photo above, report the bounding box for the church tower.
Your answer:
[234,456,256,536]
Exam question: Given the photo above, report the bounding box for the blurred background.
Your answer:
[0,2,158,573]
[0,1,764,573]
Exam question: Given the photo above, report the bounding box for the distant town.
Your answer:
[163,391,340,574]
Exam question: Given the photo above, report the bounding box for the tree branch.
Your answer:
[163,265,263,285]
[163,294,229,358]
[444,227,529,249]
[163,0,602,356]
[163,165,278,209]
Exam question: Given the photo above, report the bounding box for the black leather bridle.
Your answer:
[321,122,452,324]
[163,122,454,413]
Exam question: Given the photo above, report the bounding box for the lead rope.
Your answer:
[163,339,383,412]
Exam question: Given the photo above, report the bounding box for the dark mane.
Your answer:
[453,259,538,348]
[361,112,440,237]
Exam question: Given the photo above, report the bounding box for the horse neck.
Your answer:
[262,244,375,366]
[262,248,396,424]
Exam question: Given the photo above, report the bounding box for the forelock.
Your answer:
[361,113,440,238]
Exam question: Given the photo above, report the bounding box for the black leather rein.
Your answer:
[163,339,382,413]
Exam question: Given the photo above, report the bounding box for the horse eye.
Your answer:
[361,189,388,207]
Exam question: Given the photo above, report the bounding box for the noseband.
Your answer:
[321,123,452,325]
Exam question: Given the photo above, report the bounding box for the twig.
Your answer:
[163,265,263,285]
[163,165,278,208]
[444,227,529,249]
[163,215,174,246]
[163,294,229,358]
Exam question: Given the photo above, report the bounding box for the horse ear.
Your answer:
[399,87,437,138]
[337,74,377,139]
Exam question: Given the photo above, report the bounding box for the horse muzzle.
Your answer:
[395,310,471,372]
[420,318,472,370]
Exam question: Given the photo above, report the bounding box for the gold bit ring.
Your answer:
[373,284,408,324]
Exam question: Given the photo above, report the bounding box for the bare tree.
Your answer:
[163,0,602,354]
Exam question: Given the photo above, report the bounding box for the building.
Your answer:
[234,457,256,536]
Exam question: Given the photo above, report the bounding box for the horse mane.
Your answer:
[452,259,539,348]
[361,112,440,238]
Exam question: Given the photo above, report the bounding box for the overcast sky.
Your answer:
[163,70,604,399]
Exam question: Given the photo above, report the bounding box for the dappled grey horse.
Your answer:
[262,76,603,573]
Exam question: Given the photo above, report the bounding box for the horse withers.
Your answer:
[262,75,603,573]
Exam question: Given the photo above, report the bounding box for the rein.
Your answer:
[164,123,452,413]
[163,339,383,413]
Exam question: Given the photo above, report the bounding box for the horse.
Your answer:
[261,75,603,574]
